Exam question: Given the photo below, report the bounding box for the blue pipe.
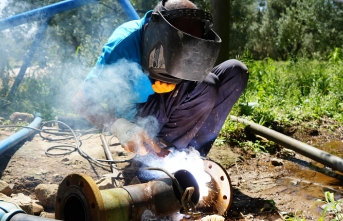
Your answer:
[0,0,99,31]
[0,0,140,32]
[118,0,140,20]
[0,113,42,155]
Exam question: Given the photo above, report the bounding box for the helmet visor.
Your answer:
[142,9,221,83]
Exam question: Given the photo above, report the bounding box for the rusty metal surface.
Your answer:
[197,159,233,216]
[55,173,106,221]
[56,173,133,221]
[55,161,232,221]
[123,178,182,219]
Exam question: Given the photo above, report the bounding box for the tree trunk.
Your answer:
[210,0,230,65]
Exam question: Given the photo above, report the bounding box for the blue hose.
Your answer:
[0,113,42,155]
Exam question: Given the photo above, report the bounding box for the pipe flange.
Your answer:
[55,173,105,221]
[197,159,233,216]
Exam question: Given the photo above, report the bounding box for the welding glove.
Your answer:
[110,118,169,157]
[152,80,176,93]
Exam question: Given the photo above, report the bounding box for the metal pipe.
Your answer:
[0,0,99,31]
[0,113,42,155]
[0,200,58,221]
[0,0,140,32]
[100,135,116,173]
[117,0,140,20]
[55,171,200,221]
[100,135,120,180]
[230,115,343,173]
[9,214,59,221]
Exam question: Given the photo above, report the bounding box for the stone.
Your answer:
[32,200,44,215]
[34,184,58,209]
[9,112,34,124]
[11,193,33,215]
[271,158,284,166]
[0,180,12,196]
[0,192,11,201]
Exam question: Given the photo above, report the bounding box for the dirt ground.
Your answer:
[0,116,343,221]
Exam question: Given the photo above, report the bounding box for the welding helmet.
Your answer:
[142,5,221,84]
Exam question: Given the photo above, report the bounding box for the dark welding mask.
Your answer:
[142,7,221,84]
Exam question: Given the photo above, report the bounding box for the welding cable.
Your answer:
[96,158,134,163]
[0,123,114,171]
[40,121,133,169]
[41,120,112,169]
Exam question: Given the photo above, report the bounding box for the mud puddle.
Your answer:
[223,142,343,220]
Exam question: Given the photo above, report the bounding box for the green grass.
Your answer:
[231,57,343,124]
[216,54,343,155]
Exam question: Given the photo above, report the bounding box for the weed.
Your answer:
[316,191,343,221]
[260,199,278,213]
[284,211,307,221]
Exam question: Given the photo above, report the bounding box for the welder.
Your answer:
[72,0,249,157]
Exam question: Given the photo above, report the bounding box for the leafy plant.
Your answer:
[284,211,307,221]
[317,191,343,221]
[328,48,343,62]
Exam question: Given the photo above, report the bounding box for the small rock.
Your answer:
[53,174,63,182]
[200,215,225,221]
[61,158,69,162]
[0,192,12,201]
[9,112,34,124]
[35,184,58,209]
[40,211,56,219]
[32,200,44,215]
[24,175,35,181]
[271,158,284,166]
[61,158,70,165]
[11,193,33,214]
[290,180,299,186]
[0,180,13,196]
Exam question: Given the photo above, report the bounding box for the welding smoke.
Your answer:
[82,59,154,121]
[1,1,127,119]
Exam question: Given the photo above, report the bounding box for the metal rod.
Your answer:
[100,134,118,174]
[230,115,343,173]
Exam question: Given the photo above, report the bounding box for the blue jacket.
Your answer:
[82,11,154,120]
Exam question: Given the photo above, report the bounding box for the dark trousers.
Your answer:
[137,59,249,156]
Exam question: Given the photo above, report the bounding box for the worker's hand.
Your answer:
[110,118,169,157]
[152,80,176,93]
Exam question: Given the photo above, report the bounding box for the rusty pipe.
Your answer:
[55,170,200,221]
[230,115,343,173]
